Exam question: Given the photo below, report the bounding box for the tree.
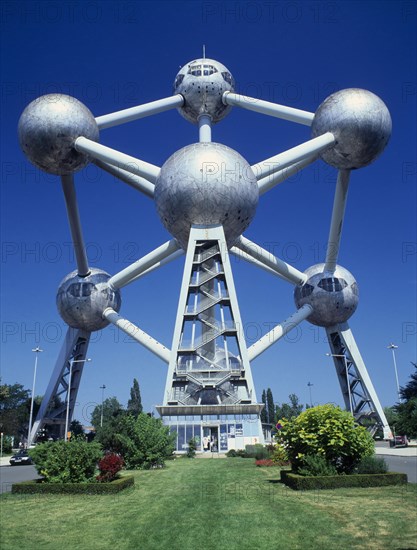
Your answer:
[260,390,267,423]
[395,363,417,438]
[95,413,175,469]
[127,378,143,417]
[70,419,85,437]
[276,404,374,474]
[90,397,123,430]
[275,394,304,422]
[0,381,30,440]
[266,388,275,425]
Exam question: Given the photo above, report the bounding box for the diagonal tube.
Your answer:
[93,159,155,199]
[324,170,351,272]
[61,175,89,277]
[223,91,314,126]
[103,308,170,363]
[248,304,313,361]
[74,137,160,183]
[251,132,335,180]
[235,236,307,285]
[95,95,184,129]
[257,156,318,196]
[109,239,182,290]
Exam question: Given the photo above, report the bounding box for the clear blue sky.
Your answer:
[1,1,416,423]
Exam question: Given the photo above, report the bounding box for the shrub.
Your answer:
[244,444,269,460]
[186,438,197,458]
[356,456,388,474]
[276,404,374,474]
[1,435,13,454]
[97,453,124,482]
[12,475,134,494]
[280,470,407,490]
[29,438,102,483]
[297,454,338,477]
[271,444,290,466]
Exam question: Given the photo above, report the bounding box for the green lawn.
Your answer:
[1,458,416,550]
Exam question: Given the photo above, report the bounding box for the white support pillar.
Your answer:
[74,137,160,183]
[235,236,307,285]
[94,159,155,199]
[324,170,351,272]
[103,308,170,364]
[251,133,335,180]
[109,239,182,290]
[223,91,314,126]
[199,114,212,142]
[61,175,90,277]
[95,95,184,129]
[257,156,317,196]
[248,305,313,361]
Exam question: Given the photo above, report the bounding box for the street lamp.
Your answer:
[387,343,400,401]
[326,353,353,414]
[100,384,106,427]
[64,358,91,441]
[28,347,43,447]
[307,382,314,407]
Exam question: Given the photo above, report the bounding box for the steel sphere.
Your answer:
[18,94,99,175]
[294,263,359,327]
[311,88,392,170]
[56,268,121,332]
[154,142,259,249]
[173,58,235,124]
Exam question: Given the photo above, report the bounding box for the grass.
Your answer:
[1,458,416,550]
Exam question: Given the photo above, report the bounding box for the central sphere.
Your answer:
[154,142,259,249]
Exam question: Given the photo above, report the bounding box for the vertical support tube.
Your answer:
[61,175,90,277]
[324,170,351,272]
[199,115,212,142]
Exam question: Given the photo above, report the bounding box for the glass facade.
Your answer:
[163,413,262,453]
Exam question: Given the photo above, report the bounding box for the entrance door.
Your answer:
[202,426,219,452]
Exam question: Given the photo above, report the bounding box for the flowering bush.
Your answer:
[255,459,277,467]
[97,453,124,482]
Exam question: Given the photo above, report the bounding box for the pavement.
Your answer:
[374,443,417,457]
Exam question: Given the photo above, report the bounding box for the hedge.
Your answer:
[11,475,134,495]
[280,470,408,490]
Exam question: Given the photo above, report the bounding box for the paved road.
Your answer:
[379,455,417,483]
[0,465,41,494]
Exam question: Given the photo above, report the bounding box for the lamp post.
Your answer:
[387,343,400,401]
[28,347,43,447]
[326,353,353,414]
[307,382,314,407]
[100,384,106,427]
[64,358,91,441]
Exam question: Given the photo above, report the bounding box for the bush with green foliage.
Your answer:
[244,444,269,459]
[280,470,407,490]
[29,438,102,483]
[271,444,290,466]
[355,455,388,474]
[276,404,374,474]
[96,413,175,469]
[297,454,338,477]
[12,475,134,494]
[1,435,13,454]
[186,438,197,458]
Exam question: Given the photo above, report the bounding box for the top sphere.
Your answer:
[311,88,392,170]
[18,94,99,175]
[173,58,235,124]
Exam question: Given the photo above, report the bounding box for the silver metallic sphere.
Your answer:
[174,58,235,124]
[18,94,99,175]
[294,263,359,327]
[311,88,392,170]
[154,142,259,249]
[57,268,121,332]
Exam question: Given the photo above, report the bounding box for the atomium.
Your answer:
[294,263,359,327]
[18,94,99,175]
[154,142,258,249]
[20,54,394,446]
[56,268,121,332]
